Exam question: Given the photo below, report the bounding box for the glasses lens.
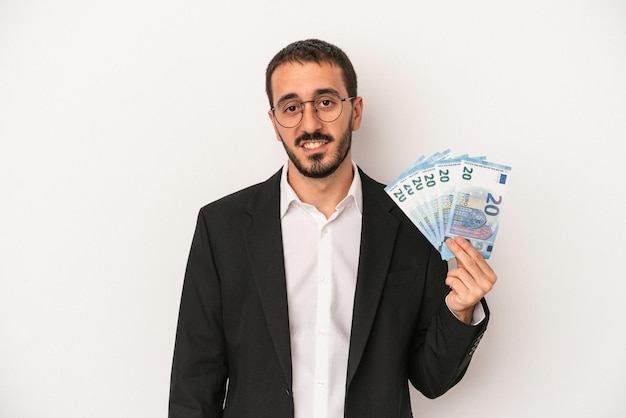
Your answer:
[314,95,343,123]
[275,100,302,128]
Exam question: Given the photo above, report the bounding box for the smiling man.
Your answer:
[169,39,497,418]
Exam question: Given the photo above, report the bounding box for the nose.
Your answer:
[299,100,323,132]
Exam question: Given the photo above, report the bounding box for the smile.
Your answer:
[301,141,328,150]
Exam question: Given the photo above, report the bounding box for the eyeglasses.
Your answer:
[271,94,355,128]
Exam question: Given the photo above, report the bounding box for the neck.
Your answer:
[287,159,354,219]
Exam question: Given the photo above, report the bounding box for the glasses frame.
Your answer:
[271,95,355,128]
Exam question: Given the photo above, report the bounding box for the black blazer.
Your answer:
[169,167,488,418]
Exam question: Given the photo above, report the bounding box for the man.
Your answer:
[169,39,496,418]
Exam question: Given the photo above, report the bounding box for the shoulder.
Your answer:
[357,167,387,191]
[357,166,396,212]
[199,169,282,218]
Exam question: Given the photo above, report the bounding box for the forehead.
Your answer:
[271,61,346,103]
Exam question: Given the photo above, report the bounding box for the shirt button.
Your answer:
[322,227,328,235]
[319,328,327,335]
[317,381,325,388]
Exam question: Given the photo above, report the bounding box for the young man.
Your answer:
[169,39,496,418]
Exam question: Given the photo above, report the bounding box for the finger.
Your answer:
[445,269,481,313]
[445,237,497,286]
[446,265,493,310]
[447,236,482,268]
[446,260,494,305]
[445,268,470,293]
[446,266,483,297]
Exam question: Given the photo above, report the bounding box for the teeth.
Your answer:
[302,141,326,149]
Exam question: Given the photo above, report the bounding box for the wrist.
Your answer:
[445,294,474,325]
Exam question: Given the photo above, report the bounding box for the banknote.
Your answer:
[386,150,452,248]
[385,151,511,260]
[439,158,511,259]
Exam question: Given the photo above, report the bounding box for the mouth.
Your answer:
[300,140,329,150]
[295,133,333,152]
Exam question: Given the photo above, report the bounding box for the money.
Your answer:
[385,151,511,260]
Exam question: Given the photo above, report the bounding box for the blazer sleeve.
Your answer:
[408,244,489,399]
[169,209,228,418]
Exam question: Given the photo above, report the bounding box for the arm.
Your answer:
[409,237,493,398]
[169,210,228,418]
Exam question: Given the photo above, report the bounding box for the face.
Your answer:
[268,62,362,179]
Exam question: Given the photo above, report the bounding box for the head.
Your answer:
[266,39,363,179]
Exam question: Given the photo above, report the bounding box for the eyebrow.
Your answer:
[275,88,342,106]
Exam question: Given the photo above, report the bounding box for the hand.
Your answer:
[444,236,497,324]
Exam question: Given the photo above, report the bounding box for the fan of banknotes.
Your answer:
[384,149,512,260]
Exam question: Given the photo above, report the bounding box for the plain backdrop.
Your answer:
[1,1,625,417]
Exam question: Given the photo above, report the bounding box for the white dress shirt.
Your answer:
[280,162,362,418]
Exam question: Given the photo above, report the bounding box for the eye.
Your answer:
[280,101,301,115]
[315,96,338,111]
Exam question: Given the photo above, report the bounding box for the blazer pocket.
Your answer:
[385,269,417,287]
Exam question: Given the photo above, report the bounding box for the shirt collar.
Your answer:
[279,161,363,218]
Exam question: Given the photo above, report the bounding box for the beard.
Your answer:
[280,123,352,179]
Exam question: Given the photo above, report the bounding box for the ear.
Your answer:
[350,96,364,131]
[268,110,283,142]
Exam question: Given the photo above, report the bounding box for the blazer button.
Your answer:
[285,388,292,397]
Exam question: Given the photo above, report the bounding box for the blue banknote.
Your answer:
[385,151,511,260]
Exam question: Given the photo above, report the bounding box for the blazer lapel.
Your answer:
[241,169,293,389]
[346,169,400,388]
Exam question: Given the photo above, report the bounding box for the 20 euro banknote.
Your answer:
[385,151,511,260]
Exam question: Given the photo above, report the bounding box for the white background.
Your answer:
[1,1,625,417]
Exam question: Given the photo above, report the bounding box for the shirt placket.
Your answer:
[313,221,332,418]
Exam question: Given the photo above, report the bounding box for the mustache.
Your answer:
[295,132,333,147]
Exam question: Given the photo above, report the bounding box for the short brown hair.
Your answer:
[265,39,358,107]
